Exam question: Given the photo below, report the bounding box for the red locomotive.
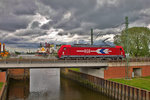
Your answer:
[58,44,125,59]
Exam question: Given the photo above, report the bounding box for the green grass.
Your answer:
[0,82,3,90]
[69,68,80,72]
[109,76,150,91]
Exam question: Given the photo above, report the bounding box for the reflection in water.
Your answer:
[60,77,112,100]
[7,79,29,100]
[7,69,113,100]
[29,69,60,100]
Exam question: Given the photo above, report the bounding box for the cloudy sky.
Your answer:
[0,0,150,51]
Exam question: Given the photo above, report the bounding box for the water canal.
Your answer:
[7,69,114,100]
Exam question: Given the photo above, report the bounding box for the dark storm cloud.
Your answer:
[0,0,37,16]
[15,29,47,37]
[2,38,25,44]
[0,0,37,31]
[0,0,150,50]
[39,0,97,14]
[13,4,37,15]
[14,43,39,48]
[57,32,67,36]
[31,21,40,29]
[37,0,150,34]
[1,0,150,32]
[54,20,81,31]
[37,0,97,31]
[41,23,50,30]
[0,14,29,32]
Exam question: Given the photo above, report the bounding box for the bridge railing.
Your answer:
[0,58,108,64]
[0,57,150,64]
[129,57,150,62]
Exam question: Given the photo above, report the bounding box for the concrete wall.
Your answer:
[80,68,105,78]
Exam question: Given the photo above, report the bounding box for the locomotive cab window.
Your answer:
[120,48,122,51]
[64,47,66,50]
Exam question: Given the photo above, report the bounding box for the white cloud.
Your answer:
[63,11,72,20]
[147,24,150,29]
[29,13,51,28]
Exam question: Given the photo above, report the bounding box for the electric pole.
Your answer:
[125,16,129,79]
[91,28,93,45]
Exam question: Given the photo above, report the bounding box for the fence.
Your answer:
[61,69,150,100]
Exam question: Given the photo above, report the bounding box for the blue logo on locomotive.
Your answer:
[96,49,112,54]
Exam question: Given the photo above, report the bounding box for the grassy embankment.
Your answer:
[69,68,80,72]
[109,76,150,91]
[0,82,3,90]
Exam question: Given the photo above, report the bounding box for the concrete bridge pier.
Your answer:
[80,67,106,78]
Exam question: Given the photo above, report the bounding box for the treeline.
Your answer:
[114,27,150,57]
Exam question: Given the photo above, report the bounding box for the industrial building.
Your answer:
[0,43,9,57]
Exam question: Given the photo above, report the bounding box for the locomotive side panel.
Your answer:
[67,47,122,58]
[58,45,125,59]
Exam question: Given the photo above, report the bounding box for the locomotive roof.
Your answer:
[71,44,115,47]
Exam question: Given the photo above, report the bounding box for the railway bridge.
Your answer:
[0,58,149,69]
[0,57,150,79]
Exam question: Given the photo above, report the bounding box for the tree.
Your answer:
[114,27,150,57]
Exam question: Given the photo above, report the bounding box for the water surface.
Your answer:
[7,69,114,100]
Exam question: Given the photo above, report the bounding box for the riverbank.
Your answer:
[69,68,80,72]
[0,71,9,100]
[0,82,3,95]
[0,82,3,90]
[61,68,150,100]
[0,82,7,100]
[109,76,150,91]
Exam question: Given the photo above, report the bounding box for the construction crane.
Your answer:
[0,43,9,57]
